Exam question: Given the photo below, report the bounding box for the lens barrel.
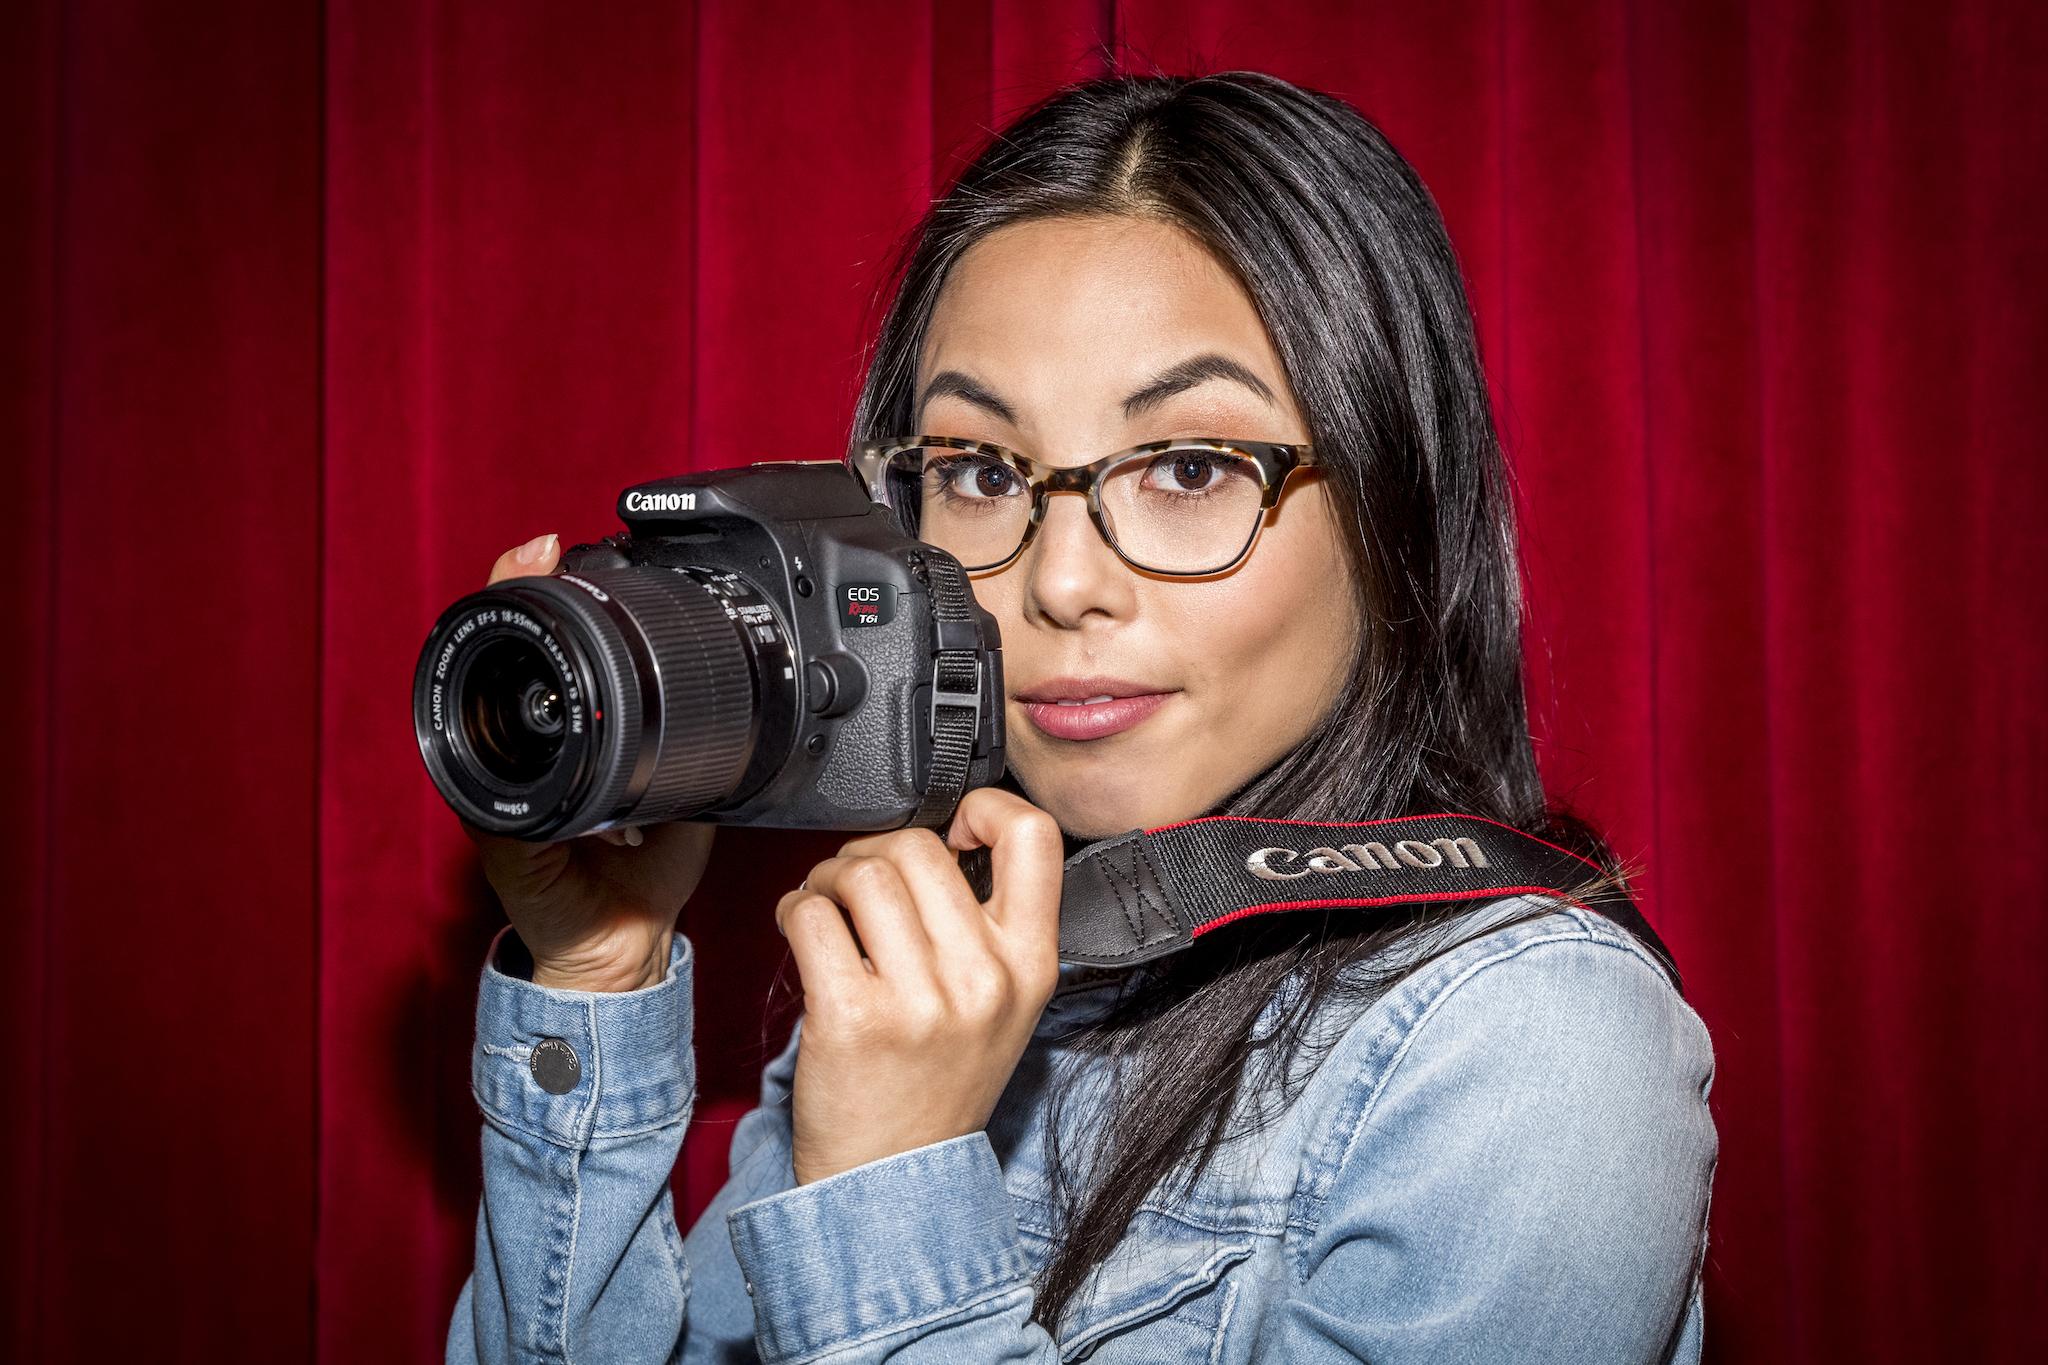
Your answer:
[412,566,795,839]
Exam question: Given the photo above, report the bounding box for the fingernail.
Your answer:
[515,532,557,565]
[623,826,644,847]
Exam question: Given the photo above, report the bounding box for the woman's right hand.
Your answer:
[461,532,718,993]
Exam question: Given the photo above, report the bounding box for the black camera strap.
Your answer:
[1057,813,1682,996]
[908,553,986,830]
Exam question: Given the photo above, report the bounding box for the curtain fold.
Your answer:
[5,2,2041,1360]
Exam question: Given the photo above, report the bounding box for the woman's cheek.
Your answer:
[1185,570,1350,778]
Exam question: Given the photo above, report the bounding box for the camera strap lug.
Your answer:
[908,553,986,830]
[928,654,983,741]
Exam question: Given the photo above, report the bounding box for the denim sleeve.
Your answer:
[1264,923,1720,1363]
[673,1011,804,1360]
[447,923,734,1365]
[723,1128,1060,1364]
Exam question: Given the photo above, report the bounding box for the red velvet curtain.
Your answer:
[6,2,2043,1361]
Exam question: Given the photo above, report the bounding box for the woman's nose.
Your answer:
[1022,490,1133,627]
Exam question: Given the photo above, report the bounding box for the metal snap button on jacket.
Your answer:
[530,1038,582,1095]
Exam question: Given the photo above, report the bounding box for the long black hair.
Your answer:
[845,69,1640,1332]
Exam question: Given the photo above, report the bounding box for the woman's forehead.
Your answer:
[925,217,1261,356]
[916,218,1291,433]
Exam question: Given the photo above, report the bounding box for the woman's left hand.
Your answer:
[776,787,1065,1185]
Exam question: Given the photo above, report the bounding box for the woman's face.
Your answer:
[915,214,1362,840]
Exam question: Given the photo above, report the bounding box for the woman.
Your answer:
[447,70,1717,1363]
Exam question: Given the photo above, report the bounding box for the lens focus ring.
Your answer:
[593,569,757,819]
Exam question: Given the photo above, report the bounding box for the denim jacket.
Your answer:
[447,895,1717,1364]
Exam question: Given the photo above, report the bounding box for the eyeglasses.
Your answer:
[848,435,1321,576]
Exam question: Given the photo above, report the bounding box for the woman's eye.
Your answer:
[1143,452,1248,495]
[931,455,1021,500]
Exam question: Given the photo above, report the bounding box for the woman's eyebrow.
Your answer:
[916,351,1277,427]
[1120,352,1277,417]
[917,371,1018,427]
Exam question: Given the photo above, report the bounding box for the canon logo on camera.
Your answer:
[624,490,697,513]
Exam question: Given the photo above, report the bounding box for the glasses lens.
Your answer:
[896,446,1031,569]
[1099,447,1266,573]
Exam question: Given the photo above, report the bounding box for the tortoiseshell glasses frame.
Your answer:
[847,435,1321,576]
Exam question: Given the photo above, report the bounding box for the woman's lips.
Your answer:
[1017,692,1174,741]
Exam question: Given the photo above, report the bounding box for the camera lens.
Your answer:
[523,678,564,735]
[459,637,566,784]
[412,565,799,839]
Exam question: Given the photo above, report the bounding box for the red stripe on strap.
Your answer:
[1190,886,1591,937]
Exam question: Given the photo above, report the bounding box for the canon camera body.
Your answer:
[411,460,1005,840]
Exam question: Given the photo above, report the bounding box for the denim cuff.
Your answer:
[470,924,695,1149]
[726,1132,1029,1362]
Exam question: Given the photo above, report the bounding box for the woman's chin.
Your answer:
[1013,770,1195,844]
[1056,813,1131,845]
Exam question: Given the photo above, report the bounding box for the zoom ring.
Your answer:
[557,586,647,834]
[599,570,758,818]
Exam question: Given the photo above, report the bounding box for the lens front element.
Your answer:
[459,635,568,785]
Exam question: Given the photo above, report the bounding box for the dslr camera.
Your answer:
[411,461,1005,841]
